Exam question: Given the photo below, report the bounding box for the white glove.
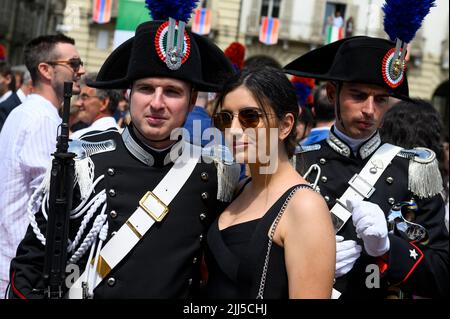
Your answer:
[335,235,362,278]
[348,198,390,257]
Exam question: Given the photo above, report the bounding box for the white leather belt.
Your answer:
[68,142,202,298]
[330,143,402,299]
[330,143,402,233]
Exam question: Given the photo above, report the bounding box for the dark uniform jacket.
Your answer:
[0,92,21,132]
[9,126,236,299]
[296,129,449,299]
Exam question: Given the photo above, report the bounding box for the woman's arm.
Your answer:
[278,189,335,299]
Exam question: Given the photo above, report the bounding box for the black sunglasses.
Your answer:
[213,108,264,131]
[46,58,84,72]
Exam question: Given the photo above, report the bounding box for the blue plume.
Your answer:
[383,0,436,43]
[293,82,313,107]
[145,0,199,23]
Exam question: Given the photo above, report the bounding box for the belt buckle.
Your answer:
[139,191,169,222]
[348,174,375,199]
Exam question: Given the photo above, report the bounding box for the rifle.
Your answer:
[43,82,76,298]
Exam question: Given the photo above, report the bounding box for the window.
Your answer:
[201,0,209,9]
[261,0,281,18]
[323,2,347,33]
[97,30,110,50]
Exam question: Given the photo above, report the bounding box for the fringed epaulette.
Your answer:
[202,144,240,202]
[40,138,117,206]
[397,147,443,198]
[295,144,321,154]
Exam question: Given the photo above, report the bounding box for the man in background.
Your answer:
[0,62,15,104]
[301,84,335,146]
[70,73,120,139]
[0,70,33,132]
[0,34,85,298]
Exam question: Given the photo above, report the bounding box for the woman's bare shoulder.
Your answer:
[286,186,330,222]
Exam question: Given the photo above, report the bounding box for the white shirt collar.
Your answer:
[333,126,371,155]
[0,90,12,103]
[16,89,27,103]
[26,94,60,119]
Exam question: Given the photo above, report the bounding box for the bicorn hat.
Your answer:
[88,0,233,92]
[284,36,409,99]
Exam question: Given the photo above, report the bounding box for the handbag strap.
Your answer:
[256,184,311,299]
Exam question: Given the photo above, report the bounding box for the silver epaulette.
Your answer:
[295,144,321,154]
[69,139,117,160]
[397,147,443,198]
[397,147,436,163]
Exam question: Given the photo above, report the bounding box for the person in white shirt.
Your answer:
[15,70,33,104]
[70,73,121,139]
[0,34,85,298]
[0,62,14,104]
[333,11,344,28]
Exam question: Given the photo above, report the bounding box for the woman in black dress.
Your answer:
[207,67,335,299]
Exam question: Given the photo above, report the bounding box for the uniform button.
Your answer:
[199,213,207,221]
[388,197,396,205]
[319,158,327,165]
[107,277,116,287]
[324,196,330,202]
[321,176,328,183]
[107,168,115,176]
[193,257,198,264]
[199,234,204,242]
[188,278,193,285]
[201,192,209,200]
[386,177,394,185]
[108,189,116,197]
[200,172,209,182]
[370,167,378,174]
[110,210,118,219]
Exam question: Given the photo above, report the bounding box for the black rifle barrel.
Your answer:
[43,82,76,298]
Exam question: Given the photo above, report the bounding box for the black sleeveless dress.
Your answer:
[205,184,312,299]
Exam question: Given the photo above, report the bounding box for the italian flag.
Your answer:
[113,0,151,49]
[326,25,344,44]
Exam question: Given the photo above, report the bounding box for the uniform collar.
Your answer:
[121,125,184,167]
[326,126,381,160]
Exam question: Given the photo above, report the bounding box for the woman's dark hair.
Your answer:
[380,99,447,196]
[214,66,299,157]
[244,55,282,70]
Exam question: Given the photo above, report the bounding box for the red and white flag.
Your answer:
[259,17,279,46]
[191,8,212,36]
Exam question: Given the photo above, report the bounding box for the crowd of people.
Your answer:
[0,1,448,301]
